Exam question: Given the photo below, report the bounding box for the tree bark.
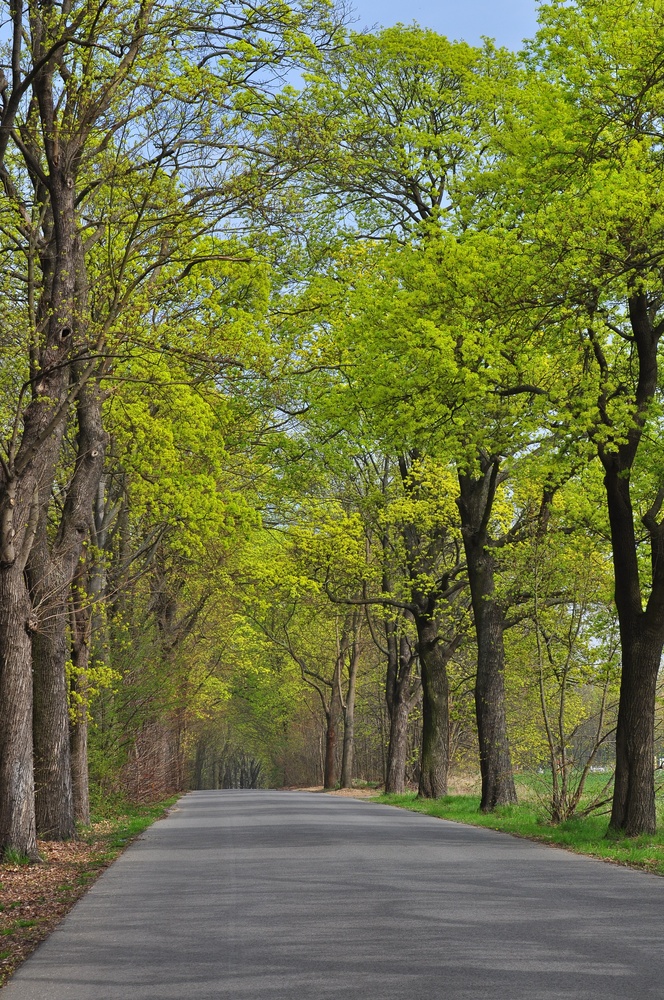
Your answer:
[0,272,75,853]
[27,384,106,839]
[323,708,339,789]
[609,632,660,835]
[323,648,344,789]
[393,455,467,800]
[385,697,411,795]
[0,564,39,859]
[458,463,517,812]
[596,291,664,836]
[384,626,421,794]
[30,551,76,840]
[70,560,92,825]
[417,614,456,799]
[88,476,119,745]
[602,418,664,835]
[0,113,93,848]
[340,639,360,789]
[0,179,77,853]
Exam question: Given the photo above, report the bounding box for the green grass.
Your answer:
[373,792,664,875]
[1,920,37,937]
[78,796,180,867]
[2,849,34,866]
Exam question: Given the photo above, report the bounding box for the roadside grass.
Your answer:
[0,796,179,988]
[83,796,180,862]
[373,789,664,876]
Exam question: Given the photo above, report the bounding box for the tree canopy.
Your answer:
[2,0,664,857]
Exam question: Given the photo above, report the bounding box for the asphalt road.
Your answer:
[4,790,663,999]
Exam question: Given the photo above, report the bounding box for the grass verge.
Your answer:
[0,797,179,989]
[373,793,664,876]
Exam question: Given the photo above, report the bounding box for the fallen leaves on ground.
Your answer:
[0,832,114,989]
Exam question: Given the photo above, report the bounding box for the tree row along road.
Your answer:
[4,792,662,999]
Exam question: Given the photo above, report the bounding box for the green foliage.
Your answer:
[6,4,664,828]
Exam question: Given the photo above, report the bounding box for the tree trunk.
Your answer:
[382,612,420,793]
[322,634,346,790]
[70,561,92,825]
[28,385,106,839]
[609,632,660,835]
[473,598,517,812]
[385,698,410,795]
[591,290,664,835]
[323,699,341,789]
[340,642,360,788]
[458,466,517,812]
[394,455,467,800]
[69,685,89,826]
[30,553,76,840]
[603,448,664,835]
[0,564,39,859]
[0,34,101,855]
[87,475,117,745]
[174,706,187,792]
[0,233,75,854]
[29,516,75,839]
[417,615,452,799]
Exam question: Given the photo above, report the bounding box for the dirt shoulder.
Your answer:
[288,775,481,799]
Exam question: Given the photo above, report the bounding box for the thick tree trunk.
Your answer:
[0,565,39,859]
[0,383,67,857]
[603,445,664,836]
[473,598,517,812]
[458,466,517,812]
[394,455,467,800]
[0,266,74,853]
[30,553,76,840]
[384,629,420,794]
[322,636,346,790]
[0,156,94,851]
[417,615,452,799]
[0,32,108,854]
[385,698,410,795]
[70,563,92,825]
[589,290,664,836]
[323,709,339,789]
[27,385,106,839]
[610,633,660,835]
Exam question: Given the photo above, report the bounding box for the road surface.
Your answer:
[4,790,663,999]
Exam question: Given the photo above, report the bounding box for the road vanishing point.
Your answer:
[3,790,663,999]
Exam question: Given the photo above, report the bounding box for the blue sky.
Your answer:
[348,0,540,50]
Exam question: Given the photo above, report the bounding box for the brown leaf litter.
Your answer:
[0,832,115,989]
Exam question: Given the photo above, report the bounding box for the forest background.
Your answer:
[2,0,664,863]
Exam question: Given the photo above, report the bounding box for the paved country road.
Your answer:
[3,791,663,999]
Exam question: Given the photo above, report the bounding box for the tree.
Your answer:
[505,0,664,833]
[0,0,341,857]
[257,29,535,807]
[243,540,365,790]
